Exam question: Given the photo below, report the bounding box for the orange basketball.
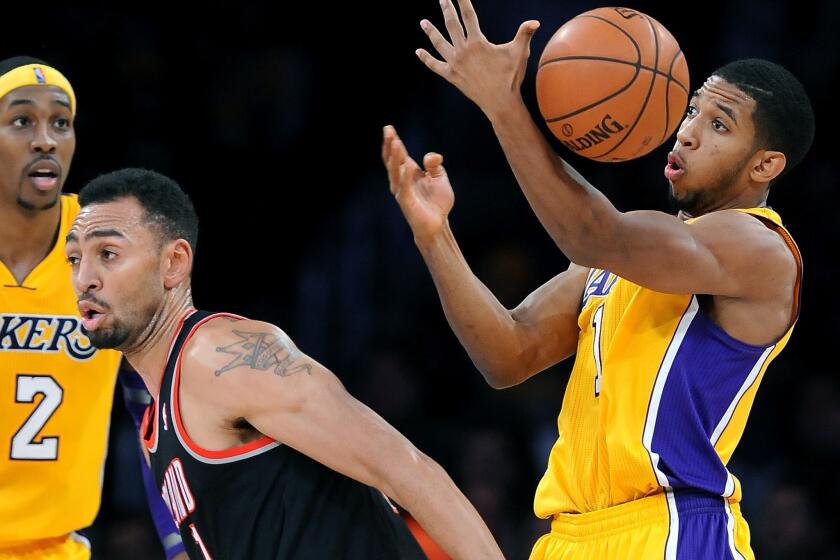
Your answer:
[536,7,689,162]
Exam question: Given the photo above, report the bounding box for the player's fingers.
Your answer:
[513,20,540,51]
[397,150,421,199]
[423,152,446,178]
[439,0,466,46]
[387,135,407,195]
[456,0,484,39]
[420,19,455,61]
[415,49,449,79]
[382,125,395,166]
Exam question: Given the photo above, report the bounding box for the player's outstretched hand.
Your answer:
[417,0,540,118]
[382,125,454,244]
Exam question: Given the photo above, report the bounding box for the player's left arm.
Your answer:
[118,368,187,560]
[185,319,504,560]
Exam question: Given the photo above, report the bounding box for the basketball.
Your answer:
[535,7,689,162]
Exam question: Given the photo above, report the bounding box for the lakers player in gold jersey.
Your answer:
[0,57,185,559]
[383,1,814,558]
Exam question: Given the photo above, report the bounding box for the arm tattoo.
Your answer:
[215,330,313,377]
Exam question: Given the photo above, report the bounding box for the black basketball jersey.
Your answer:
[141,310,427,560]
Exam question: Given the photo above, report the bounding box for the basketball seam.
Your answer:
[539,55,688,95]
[577,14,642,51]
[544,62,641,122]
[661,49,685,144]
[590,13,660,160]
[543,14,643,123]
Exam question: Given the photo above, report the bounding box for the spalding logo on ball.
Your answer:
[536,7,689,162]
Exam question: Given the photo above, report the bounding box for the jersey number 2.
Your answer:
[11,375,63,460]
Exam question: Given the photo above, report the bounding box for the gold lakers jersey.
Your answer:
[534,208,802,518]
[0,194,121,546]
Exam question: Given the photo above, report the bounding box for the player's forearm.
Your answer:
[385,451,504,560]
[416,222,531,388]
[486,96,623,267]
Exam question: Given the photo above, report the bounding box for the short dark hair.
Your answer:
[712,59,815,180]
[79,168,199,252]
[0,56,50,76]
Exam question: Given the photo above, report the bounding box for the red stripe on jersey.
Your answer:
[141,404,155,451]
[143,309,198,452]
[171,312,276,459]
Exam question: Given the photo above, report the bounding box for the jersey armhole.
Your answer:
[747,214,803,328]
[171,313,279,462]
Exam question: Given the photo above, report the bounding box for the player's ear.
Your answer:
[162,239,193,289]
[750,150,786,184]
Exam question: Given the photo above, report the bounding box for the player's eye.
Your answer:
[54,117,71,129]
[712,119,728,132]
[67,255,80,266]
[685,106,698,118]
[101,249,117,261]
[11,116,29,127]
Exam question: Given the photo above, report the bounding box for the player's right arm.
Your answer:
[411,0,796,323]
[383,130,585,388]
[185,321,505,560]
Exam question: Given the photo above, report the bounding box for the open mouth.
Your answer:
[25,158,61,191]
[664,154,685,181]
[83,308,101,320]
[27,168,59,191]
[80,310,106,332]
[78,301,107,331]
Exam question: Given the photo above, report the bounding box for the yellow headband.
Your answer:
[0,64,76,115]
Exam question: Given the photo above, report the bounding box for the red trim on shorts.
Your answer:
[172,312,276,459]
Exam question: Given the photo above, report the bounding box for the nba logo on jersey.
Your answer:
[582,269,617,306]
[162,405,169,431]
[33,67,46,84]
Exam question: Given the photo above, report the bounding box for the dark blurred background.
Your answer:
[7,1,839,558]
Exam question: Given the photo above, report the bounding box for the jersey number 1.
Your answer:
[592,304,605,397]
[10,375,63,460]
